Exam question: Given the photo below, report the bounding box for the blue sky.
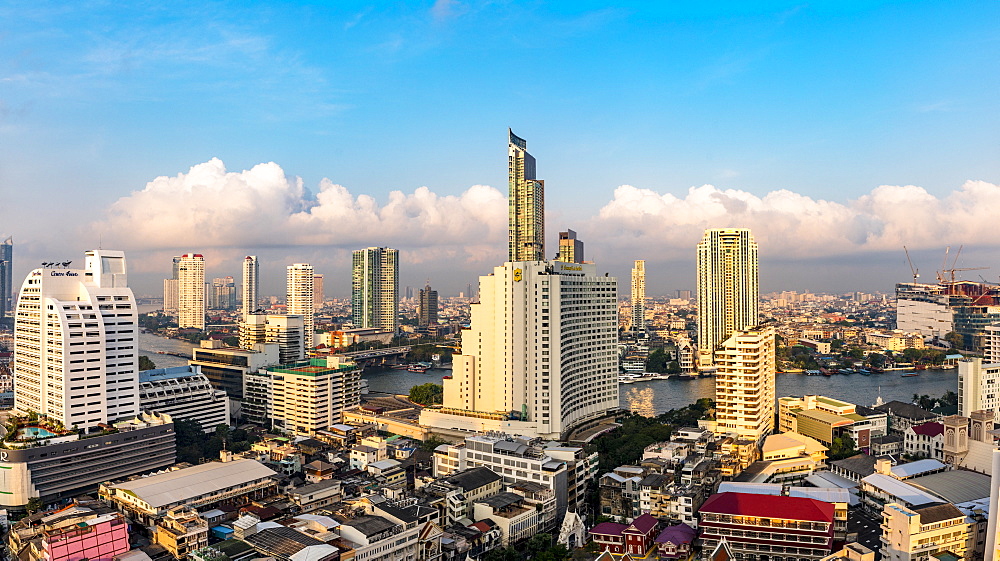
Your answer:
[2,1,998,296]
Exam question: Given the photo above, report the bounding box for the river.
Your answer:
[362,367,958,415]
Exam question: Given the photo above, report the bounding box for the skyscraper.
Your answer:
[508,129,544,262]
[696,228,759,364]
[420,261,619,439]
[418,283,438,328]
[242,256,259,317]
[0,236,12,322]
[631,260,646,333]
[209,276,236,310]
[13,250,140,430]
[713,325,776,442]
[177,254,205,330]
[557,229,584,263]
[286,263,315,349]
[313,273,324,310]
[352,247,399,333]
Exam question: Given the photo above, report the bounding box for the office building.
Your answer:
[286,263,315,349]
[778,395,888,450]
[418,283,438,328]
[696,228,759,364]
[713,325,776,443]
[351,247,399,333]
[880,502,969,561]
[420,260,619,439]
[243,357,362,436]
[508,129,544,262]
[190,339,279,402]
[14,250,140,429]
[138,365,230,432]
[239,313,304,364]
[208,276,236,310]
[242,256,259,316]
[313,273,324,310]
[0,413,176,510]
[177,253,205,330]
[557,229,584,264]
[0,236,12,321]
[632,260,646,332]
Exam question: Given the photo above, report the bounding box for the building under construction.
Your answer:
[896,280,1000,353]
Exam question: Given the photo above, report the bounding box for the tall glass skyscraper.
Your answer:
[352,247,399,333]
[696,228,759,364]
[508,129,545,262]
[0,236,12,321]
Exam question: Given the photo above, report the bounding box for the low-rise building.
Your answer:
[880,502,969,561]
[904,422,944,460]
[875,401,938,435]
[473,492,540,546]
[7,502,130,561]
[153,507,209,560]
[698,492,836,561]
[654,523,697,560]
[589,513,660,557]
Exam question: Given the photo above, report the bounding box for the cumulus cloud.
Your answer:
[99,158,508,265]
[591,180,1000,261]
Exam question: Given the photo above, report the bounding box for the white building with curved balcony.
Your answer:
[420,260,618,439]
[14,250,140,430]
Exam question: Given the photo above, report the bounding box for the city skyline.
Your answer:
[2,2,999,296]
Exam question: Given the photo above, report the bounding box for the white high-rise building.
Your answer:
[240,314,305,364]
[242,256,258,317]
[697,228,759,365]
[958,357,1000,418]
[713,325,776,443]
[286,264,314,350]
[13,250,140,430]
[631,260,646,333]
[420,260,619,439]
[177,253,205,330]
[351,248,399,333]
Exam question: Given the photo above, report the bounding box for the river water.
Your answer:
[363,367,958,415]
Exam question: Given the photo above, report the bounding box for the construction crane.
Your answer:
[938,245,989,284]
[943,266,989,284]
[903,246,919,282]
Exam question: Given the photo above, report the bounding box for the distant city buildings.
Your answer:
[242,255,259,316]
[696,228,759,365]
[14,250,140,430]
[896,280,1000,352]
[418,283,438,328]
[208,276,236,310]
[557,229,584,263]
[163,256,181,316]
[352,247,399,333]
[286,263,315,349]
[508,129,544,262]
[632,260,646,333]
[177,253,206,330]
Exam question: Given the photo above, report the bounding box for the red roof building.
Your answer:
[589,514,659,557]
[699,492,835,561]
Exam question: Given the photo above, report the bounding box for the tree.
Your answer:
[26,497,44,513]
[645,349,669,373]
[944,331,963,350]
[419,435,448,452]
[829,435,857,460]
[409,383,443,406]
[666,361,681,374]
[138,355,157,371]
[222,336,239,347]
[215,424,232,442]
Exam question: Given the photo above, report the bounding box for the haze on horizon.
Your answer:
[2,1,997,298]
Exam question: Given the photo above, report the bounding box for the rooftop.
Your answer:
[875,401,937,421]
[913,502,966,524]
[891,459,946,479]
[445,467,502,491]
[107,459,276,509]
[699,492,834,523]
[907,470,992,504]
[910,422,944,437]
[860,474,941,506]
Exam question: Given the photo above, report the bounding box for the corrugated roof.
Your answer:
[109,459,276,509]
[789,487,851,504]
[861,473,941,505]
[907,470,992,504]
[717,482,783,496]
[891,459,945,478]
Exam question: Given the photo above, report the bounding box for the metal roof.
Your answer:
[906,470,992,504]
[891,459,946,478]
[108,459,276,509]
[861,473,941,506]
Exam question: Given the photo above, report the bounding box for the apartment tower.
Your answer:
[557,230,584,264]
[286,263,315,350]
[713,325,776,442]
[696,228,759,365]
[418,283,438,328]
[162,256,181,316]
[351,247,399,333]
[508,129,544,262]
[13,250,141,430]
[313,273,324,310]
[631,260,646,333]
[177,254,205,330]
[242,256,259,316]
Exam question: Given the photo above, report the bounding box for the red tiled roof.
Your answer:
[699,492,834,523]
[625,513,659,535]
[911,422,944,437]
[590,522,628,536]
[470,521,492,533]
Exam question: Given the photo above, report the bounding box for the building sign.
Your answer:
[513,269,522,282]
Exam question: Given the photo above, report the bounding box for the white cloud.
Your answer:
[99,158,508,265]
[590,180,1000,261]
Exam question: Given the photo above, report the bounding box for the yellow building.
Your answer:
[880,502,969,561]
[696,228,759,364]
[713,325,775,443]
[153,508,209,560]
